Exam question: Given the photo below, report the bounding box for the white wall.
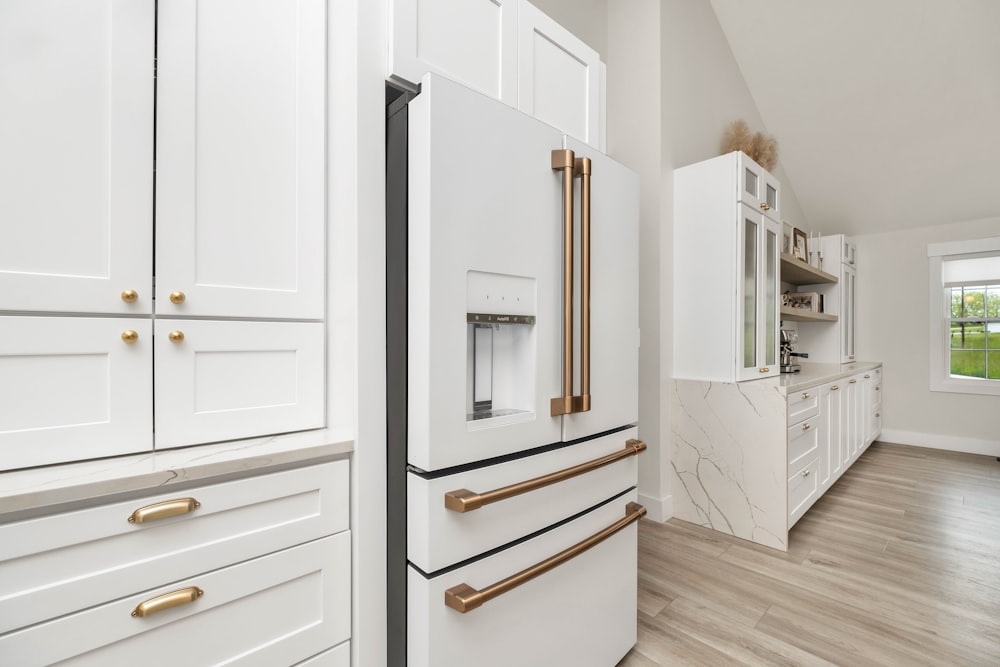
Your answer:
[529,0,608,55]
[856,217,1000,456]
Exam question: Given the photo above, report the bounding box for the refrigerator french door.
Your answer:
[387,73,642,667]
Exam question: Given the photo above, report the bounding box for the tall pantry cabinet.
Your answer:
[0,1,326,470]
[673,151,781,382]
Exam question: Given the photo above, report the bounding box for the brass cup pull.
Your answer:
[444,502,646,613]
[128,497,201,524]
[864,374,871,379]
[849,379,857,384]
[168,330,185,344]
[802,423,811,431]
[445,440,646,512]
[121,289,138,303]
[831,385,840,391]
[169,291,186,304]
[121,330,139,344]
[131,587,203,618]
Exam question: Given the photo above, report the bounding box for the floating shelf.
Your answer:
[781,306,838,322]
[780,253,838,285]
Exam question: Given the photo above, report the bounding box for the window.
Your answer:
[928,237,1000,395]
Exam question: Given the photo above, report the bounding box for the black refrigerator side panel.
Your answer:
[386,87,413,667]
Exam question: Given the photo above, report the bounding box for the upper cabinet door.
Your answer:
[0,0,153,315]
[516,1,601,149]
[738,152,780,222]
[389,0,518,103]
[156,0,326,320]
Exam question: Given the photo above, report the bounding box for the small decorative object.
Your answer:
[721,119,778,170]
[788,292,820,312]
[793,228,808,261]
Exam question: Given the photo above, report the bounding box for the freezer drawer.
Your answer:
[0,533,350,667]
[408,427,640,573]
[408,492,641,667]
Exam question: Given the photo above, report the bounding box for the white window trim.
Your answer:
[928,236,1000,396]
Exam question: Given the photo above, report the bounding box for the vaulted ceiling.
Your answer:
[710,0,1000,237]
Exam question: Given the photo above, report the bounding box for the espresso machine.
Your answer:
[780,329,808,373]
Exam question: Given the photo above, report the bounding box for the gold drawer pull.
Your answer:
[445,440,646,512]
[444,502,646,613]
[831,385,840,391]
[128,497,201,524]
[759,367,769,373]
[131,587,203,618]
[875,412,881,417]
[169,291,186,304]
[121,289,139,303]
[801,469,811,477]
[801,392,810,399]
[849,379,857,384]
[864,374,871,379]
[802,423,811,431]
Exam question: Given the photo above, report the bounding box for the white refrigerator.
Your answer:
[387,73,643,666]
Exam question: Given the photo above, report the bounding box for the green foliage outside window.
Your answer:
[949,285,1000,379]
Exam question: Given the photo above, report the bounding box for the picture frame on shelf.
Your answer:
[782,222,793,255]
[793,228,808,261]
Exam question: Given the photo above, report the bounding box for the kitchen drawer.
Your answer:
[0,533,350,667]
[408,428,640,573]
[0,460,348,634]
[293,641,351,667]
[787,387,820,426]
[409,493,641,667]
[787,414,820,473]
[788,456,819,527]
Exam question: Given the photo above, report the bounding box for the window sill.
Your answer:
[930,376,1000,397]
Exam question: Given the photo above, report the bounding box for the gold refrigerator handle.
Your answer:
[444,502,646,613]
[444,440,646,512]
[550,150,592,416]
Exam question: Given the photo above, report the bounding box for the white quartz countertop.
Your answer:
[0,429,353,519]
[777,361,883,393]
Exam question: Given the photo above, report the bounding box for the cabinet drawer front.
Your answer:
[409,495,638,667]
[408,428,639,573]
[787,415,820,473]
[0,461,347,634]
[787,388,820,426]
[0,533,350,667]
[154,320,324,448]
[788,457,819,526]
[293,641,351,667]
[0,317,152,471]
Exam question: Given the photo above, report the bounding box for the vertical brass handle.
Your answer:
[550,149,591,416]
[444,503,646,613]
[131,587,204,617]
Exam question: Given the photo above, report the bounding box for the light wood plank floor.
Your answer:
[618,442,1000,666]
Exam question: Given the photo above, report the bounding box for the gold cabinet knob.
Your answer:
[802,469,811,477]
[168,330,185,344]
[121,289,138,303]
[759,367,769,373]
[121,330,139,344]
[760,203,771,211]
[169,291,186,304]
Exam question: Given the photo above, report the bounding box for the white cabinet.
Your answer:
[674,151,781,382]
[0,1,328,468]
[516,1,602,150]
[156,0,327,320]
[0,0,154,316]
[0,462,351,665]
[388,0,603,148]
[797,234,857,363]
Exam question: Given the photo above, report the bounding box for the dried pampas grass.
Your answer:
[721,119,778,171]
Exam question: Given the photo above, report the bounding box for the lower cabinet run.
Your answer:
[0,460,350,665]
[671,363,882,551]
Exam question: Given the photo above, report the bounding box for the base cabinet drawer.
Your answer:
[0,461,348,634]
[788,456,819,527]
[787,388,820,426]
[787,415,820,473]
[293,641,351,667]
[408,493,640,667]
[0,533,350,667]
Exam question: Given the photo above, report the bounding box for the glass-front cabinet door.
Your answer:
[736,204,780,381]
[737,152,781,222]
[841,264,857,362]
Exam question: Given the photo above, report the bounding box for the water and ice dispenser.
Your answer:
[466,271,536,429]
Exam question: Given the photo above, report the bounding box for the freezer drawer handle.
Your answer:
[128,497,201,524]
[444,439,646,512]
[551,149,592,417]
[444,502,646,613]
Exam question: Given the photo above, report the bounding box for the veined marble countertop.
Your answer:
[0,428,353,519]
[777,361,882,393]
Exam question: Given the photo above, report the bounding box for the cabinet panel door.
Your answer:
[841,264,857,362]
[517,0,601,148]
[736,205,778,381]
[0,317,151,470]
[389,0,517,103]
[156,0,325,319]
[738,152,780,222]
[0,0,153,315]
[154,320,324,448]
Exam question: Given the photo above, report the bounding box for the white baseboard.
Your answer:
[638,491,672,523]
[879,429,1000,458]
